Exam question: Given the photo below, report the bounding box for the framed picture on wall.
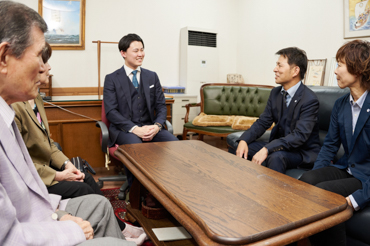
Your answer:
[38,0,86,50]
[344,0,370,38]
[328,57,339,87]
[303,59,327,86]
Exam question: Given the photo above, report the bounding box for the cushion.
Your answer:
[231,116,258,130]
[192,113,271,131]
[192,113,235,126]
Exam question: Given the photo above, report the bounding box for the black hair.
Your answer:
[118,33,144,53]
[42,42,52,63]
[276,47,307,80]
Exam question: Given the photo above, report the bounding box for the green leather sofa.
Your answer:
[182,83,274,140]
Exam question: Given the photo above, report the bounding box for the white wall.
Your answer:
[19,0,238,90]
[236,0,370,86]
[18,0,370,90]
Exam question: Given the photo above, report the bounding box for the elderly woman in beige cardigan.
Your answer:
[12,42,102,199]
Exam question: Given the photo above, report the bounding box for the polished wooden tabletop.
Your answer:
[115,140,352,245]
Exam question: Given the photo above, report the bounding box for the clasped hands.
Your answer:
[60,213,94,240]
[236,140,268,165]
[54,162,85,182]
[132,124,160,141]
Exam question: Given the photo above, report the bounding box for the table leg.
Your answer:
[130,178,145,209]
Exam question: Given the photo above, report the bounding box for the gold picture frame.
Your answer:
[303,59,327,86]
[38,0,86,50]
[344,0,370,39]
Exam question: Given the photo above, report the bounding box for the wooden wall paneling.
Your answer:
[49,123,62,145]
[61,122,104,168]
[52,87,102,96]
[44,100,104,168]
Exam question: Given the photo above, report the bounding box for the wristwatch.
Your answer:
[60,159,69,170]
[154,122,162,131]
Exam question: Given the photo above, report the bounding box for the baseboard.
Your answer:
[52,87,103,96]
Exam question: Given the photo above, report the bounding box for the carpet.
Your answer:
[101,187,127,223]
[102,187,154,246]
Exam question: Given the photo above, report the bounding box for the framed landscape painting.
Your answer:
[344,0,370,38]
[38,0,85,50]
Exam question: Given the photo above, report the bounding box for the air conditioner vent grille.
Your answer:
[188,31,217,48]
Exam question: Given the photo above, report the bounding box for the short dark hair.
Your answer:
[276,47,308,80]
[336,40,370,90]
[118,33,144,52]
[0,1,47,59]
[42,42,52,64]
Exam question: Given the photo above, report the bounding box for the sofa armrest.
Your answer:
[165,120,173,134]
[184,102,201,123]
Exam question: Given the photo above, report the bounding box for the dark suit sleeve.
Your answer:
[103,74,136,132]
[264,93,319,153]
[152,72,167,126]
[313,99,342,170]
[238,92,275,144]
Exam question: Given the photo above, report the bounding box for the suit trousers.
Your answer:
[299,166,362,246]
[65,194,134,246]
[116,129,178,186]
[47,172,103,199]
[247,141,303,173]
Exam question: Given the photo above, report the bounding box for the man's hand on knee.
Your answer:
[236,140,249,159]
[141,125,158,141]
[252,147,268,165]
[132,126,151,139]
[60,214,94,240]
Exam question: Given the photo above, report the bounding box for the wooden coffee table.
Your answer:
[115,140,352,246]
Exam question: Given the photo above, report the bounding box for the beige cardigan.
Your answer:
[12,94,68,186]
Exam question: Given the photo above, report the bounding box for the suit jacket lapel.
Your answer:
[285,83,303,127]
[344,99,353,152]
[0,118,49,201]
[141,70,153,120]
[23,101,42,132]
[116,66,132,111]
[350,93,370,154]
[35,95,50,134]
[277,88,284,121]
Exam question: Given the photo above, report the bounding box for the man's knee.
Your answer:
[84,194,112,210]
[265,152,286,172]
[299,171,320,185]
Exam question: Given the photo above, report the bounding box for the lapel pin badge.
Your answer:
[294,100,297,103]
[367,109,370,112]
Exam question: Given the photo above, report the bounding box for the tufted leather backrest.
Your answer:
[201,84,273,116]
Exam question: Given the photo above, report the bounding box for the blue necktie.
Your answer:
[132,70,139,91]
[282,90,289,108]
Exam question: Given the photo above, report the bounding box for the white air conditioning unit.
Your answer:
[180,27,219,98]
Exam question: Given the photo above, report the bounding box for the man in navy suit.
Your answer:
[104,33,178,186]
[300,40,370,246]
[235,47,321,173]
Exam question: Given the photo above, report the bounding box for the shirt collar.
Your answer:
[0,96,15,129]
[123,64,141,77]
[281,81,302,98]
[350,90,368,108]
